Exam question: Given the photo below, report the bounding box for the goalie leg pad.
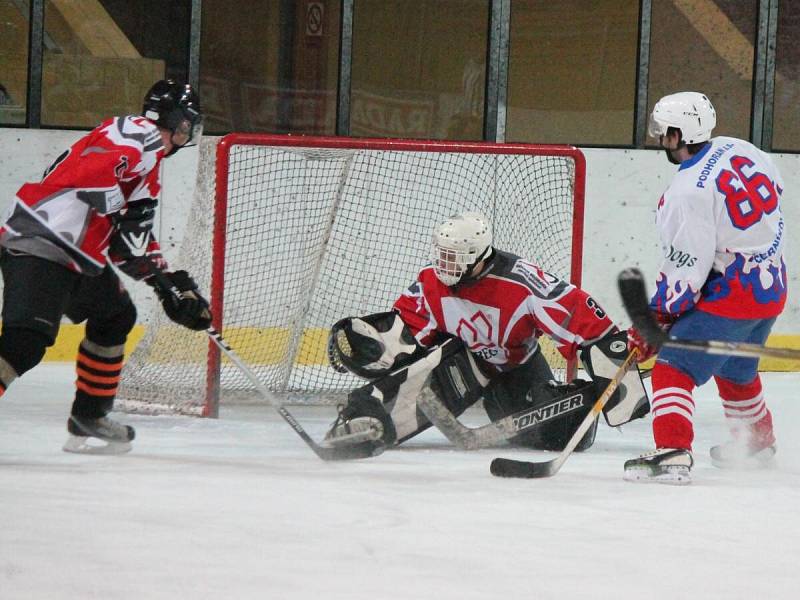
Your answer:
[326,337,486,447]
[325,386,397,446]
[429,347,491,416]
[518,379,599,452]
[483,353,597,451]
[325,339,463,446]
[483,351,555,421]
[581,330,650,427]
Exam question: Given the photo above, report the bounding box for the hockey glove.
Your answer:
[110,199,157,258]
[327,312,422,379]
[627,311,674,363]
[151,270,212,331]
[109,199,168,279]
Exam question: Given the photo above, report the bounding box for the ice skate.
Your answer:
[63,415,136,455]
[624,448,693,485]
[710,439,776,470]
[324,406,384,447]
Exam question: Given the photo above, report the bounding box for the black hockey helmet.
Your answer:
[142,79,203,153]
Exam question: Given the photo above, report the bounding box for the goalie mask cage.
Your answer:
[117,134,586,417]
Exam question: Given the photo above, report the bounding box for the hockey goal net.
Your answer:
[117,134,585,417]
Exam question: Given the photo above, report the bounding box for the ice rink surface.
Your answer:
[1,364,799,600]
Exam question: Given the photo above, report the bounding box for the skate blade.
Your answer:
[62,435,133,455]
[624,466,692,485]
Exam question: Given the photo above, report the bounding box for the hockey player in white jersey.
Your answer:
[625,92,787,484]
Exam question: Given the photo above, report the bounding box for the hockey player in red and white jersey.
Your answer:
[0,79,211,454]
[624,92,787,484]
[325,212,649,452]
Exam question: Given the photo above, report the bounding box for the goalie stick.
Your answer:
[148,266,382,461]
[618,267,800,361]
[489,350,638,478]
[416,383,589,450]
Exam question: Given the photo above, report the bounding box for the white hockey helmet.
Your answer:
[430,211,492,286]
[648,91,716,144]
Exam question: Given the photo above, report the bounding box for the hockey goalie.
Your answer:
[325,211,649,453]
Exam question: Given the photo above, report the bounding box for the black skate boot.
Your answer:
[63,415,136,455]
[624,448,693,485]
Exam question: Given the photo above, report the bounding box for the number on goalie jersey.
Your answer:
[326,212,648,450]
[0,79,207,455]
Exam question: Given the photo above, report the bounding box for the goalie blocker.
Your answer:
[326,312,649,450]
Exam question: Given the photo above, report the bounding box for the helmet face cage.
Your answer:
[648,91,716,144]
[431,245,481,286]
[430,212,492,286]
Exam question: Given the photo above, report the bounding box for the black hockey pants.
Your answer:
[0,250,136,416]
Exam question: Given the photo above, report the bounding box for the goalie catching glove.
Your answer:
[149,270,212,331]
[328,311,424,379]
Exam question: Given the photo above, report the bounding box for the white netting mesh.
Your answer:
[117,136,582,415]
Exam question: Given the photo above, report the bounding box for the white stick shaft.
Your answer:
[547,350,639,473]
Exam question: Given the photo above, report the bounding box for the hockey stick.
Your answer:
[489,350,638,478]
[148,267,383,461]
[203,329,384,460]
[618,267,800,360]
[416,383,588,450]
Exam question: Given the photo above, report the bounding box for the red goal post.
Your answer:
[118,134,586,417]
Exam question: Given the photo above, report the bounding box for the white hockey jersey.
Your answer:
[652,136,787,319]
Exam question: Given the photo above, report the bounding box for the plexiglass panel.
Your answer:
[350,0,488,140]
[506,0,639,145]
[0,0,29,125]
[201,0,340,135]
[41,0,190,127]
[772,0,800,151]
[647,0,758,144]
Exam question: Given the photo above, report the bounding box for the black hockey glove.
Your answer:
[109,199,162,280]
[151,270,212,331]
[110,199,157,258]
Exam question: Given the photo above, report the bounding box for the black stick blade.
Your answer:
[617,268,668,348]
[490,457,556,479]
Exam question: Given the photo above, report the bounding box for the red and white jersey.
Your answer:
[0,116,166,276]
[652,136,787,319]
[393,250,616,371]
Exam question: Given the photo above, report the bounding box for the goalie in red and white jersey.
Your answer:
[0,79,211,454]
[326,212,649,451]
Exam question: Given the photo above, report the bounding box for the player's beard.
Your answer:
[664,147,681,165]
[662,138,687,165]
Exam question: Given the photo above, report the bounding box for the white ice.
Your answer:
[1,364,799,600]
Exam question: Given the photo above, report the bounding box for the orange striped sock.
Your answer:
[74,340,125,404]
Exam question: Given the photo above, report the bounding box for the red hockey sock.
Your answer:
[715,375,775,449]
[651,363,696,450]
